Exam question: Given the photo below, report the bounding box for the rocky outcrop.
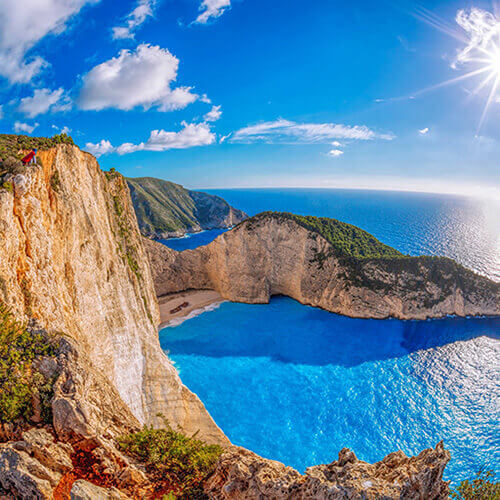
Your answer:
[205,443,450,499]
[127,176,247,239]
[0,145,226,444]
[145,213,499,319]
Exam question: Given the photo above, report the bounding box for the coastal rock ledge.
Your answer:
[205,442,450,499]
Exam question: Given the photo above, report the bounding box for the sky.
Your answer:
[0,0,499,197]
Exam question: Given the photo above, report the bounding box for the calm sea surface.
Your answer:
[159,189,500,483]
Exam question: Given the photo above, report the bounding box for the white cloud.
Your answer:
[328,149,344,157]
[14,121,39,134]
[112,0,156,40]
[18,88,71,117]
[85,121,215,157]
[78,44,199,112]
[419,127,429,135]
[331,140,342,147]
[52,124,72,134]
[453,8,499,68]
[0,0,99,83]
[204,105,222,122]
[229,119,395,144]
[84,139,114,157]
[195,0,231,24]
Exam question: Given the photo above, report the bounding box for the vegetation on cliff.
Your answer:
[118,421,223,498]
[451,469,500,500]
[245,211,403,259]
[0,302,57,424]
[127,176,247,238]
[240,212,498,306]
[0,134,75,185]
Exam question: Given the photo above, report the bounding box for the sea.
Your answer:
[158,188,500,484]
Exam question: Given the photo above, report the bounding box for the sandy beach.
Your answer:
[158,290,223,328]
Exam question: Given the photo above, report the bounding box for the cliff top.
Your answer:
[0,133,75,160]
[244,211,404,259]
[0,134,75,177]
[238,212,499,297]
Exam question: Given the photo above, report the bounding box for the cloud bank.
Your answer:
[0,0,99,83]
[85,121,215,157]
[195,0,231,24]
[78,44,199,111]
[228,119,395,144]
[204,105,222,122]
[453,8,499,68]
[18,88,71,117]
[112,0,157,40]
[14,121,38,134]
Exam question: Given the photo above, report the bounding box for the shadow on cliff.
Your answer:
[160,296,500,367]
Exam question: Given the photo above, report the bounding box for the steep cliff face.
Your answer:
[0,144,226,444]
[145,213,499,320]
[127,176,247,239]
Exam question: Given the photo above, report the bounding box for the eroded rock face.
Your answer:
[0,145,226,445]
[204,443,451,499]
[0,429,73,499]
[145,215,499,319]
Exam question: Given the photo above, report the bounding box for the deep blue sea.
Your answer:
[159,189,500,483]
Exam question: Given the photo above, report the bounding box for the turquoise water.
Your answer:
[159,189,500,482]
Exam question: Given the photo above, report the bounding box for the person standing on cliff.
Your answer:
[21,148,37,165]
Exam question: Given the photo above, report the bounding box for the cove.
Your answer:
[159,296,500,483]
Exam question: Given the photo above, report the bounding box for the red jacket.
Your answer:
[21,151,35,164]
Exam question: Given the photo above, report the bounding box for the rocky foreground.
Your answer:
[0,143,458,498]
[145,212,499,320]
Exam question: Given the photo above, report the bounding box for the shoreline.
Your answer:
[158,289,223,328]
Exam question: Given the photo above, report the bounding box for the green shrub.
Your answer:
[0,302,58,424]
[1,181,13,193]
[118,421,223,498]
[245,212,403,259]
[1,156,25,175]
[50,170,61,192]
[451,470,500,500]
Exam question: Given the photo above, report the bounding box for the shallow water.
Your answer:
[159,189,500,483]
[160,298,500,482]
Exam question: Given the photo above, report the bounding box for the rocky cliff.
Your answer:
[0,144,225,444]
[127,176,247,239]
[145,212,499,319]
[0,147,455,498]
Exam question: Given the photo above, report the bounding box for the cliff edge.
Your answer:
[0,144,226,444]
[145,211,499,319]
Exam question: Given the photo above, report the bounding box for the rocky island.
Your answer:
[0,139,489,498]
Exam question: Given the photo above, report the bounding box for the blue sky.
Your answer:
[0,0,499,197]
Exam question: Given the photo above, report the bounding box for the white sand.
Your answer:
[158,290,223,328]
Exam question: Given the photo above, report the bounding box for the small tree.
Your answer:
[451,470,500,500]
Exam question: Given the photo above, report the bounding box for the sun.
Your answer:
[412,7,500,132]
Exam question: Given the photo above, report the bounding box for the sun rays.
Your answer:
[412,5,500,132]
